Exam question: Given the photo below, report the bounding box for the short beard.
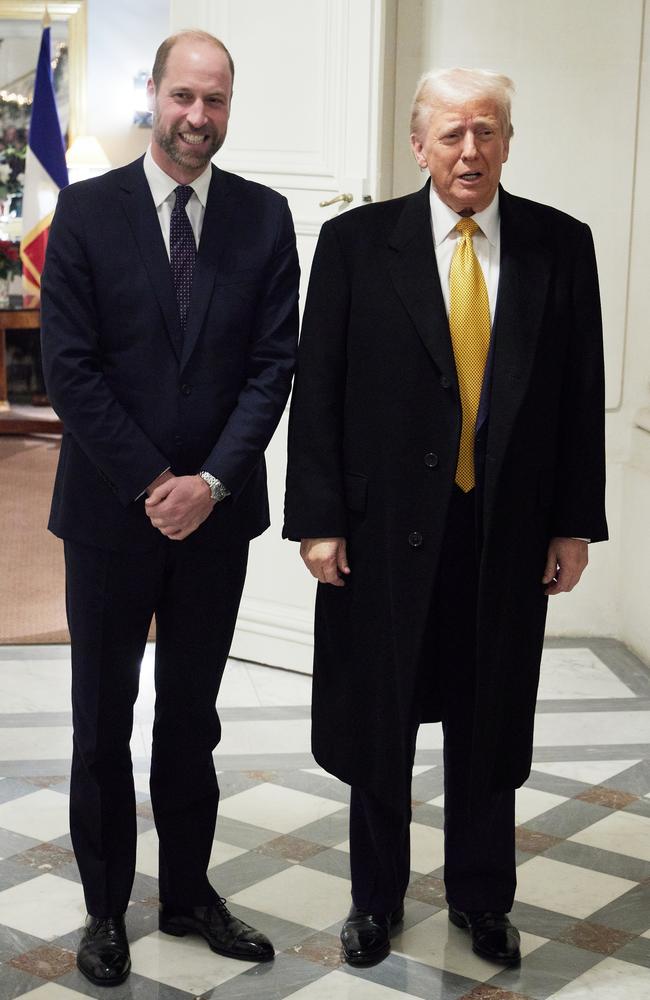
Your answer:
[153,116,223,171]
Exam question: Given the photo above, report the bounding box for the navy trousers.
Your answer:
[64,534,248,917]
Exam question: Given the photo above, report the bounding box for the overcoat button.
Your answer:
[424,452,439,468]
[440,375,451,389]
[180,383,192,396]
[408,531,423,547]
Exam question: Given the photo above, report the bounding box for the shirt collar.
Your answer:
[428,182,500,247]
[143,146,212,208]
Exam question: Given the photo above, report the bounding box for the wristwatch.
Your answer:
[198,471,230,503]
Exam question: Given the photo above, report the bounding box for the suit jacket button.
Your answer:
[180,383,192,396]
[424,452,439,468]
[408,531,423,548]
[440,375,451,389]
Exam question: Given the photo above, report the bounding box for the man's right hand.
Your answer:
[300,537,350,587]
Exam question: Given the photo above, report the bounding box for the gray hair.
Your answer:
[410,68,515,141]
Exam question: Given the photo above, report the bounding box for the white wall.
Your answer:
[86,0,170,168]
[394,0,650,662]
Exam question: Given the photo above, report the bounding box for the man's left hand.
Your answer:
[542,537,588,595]
[145,475,214,540]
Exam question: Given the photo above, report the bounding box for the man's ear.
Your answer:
[146,78,156,112]
[410,134,427,169]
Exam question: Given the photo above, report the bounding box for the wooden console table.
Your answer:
[0,300,62,435]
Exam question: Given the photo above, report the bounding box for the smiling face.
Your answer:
[148,38,232,184]
[410,98,509,215]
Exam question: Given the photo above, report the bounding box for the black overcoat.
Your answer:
[283,182,607,807]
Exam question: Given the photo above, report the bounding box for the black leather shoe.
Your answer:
[340,903,404,966]
[159,898,274,962]
[77,915,131,987]
[449,906,521,965]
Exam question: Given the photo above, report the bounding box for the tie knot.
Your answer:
[455,217,479,239]
[174,185,193,210]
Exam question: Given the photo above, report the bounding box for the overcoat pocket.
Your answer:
[344,472,368,513]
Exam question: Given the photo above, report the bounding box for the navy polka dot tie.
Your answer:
[170,185,196,331]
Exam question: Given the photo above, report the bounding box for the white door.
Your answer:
[171,0,395,671]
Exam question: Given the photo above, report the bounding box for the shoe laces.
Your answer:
[94,918,123,941]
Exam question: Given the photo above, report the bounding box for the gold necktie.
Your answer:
[449,217,491,492]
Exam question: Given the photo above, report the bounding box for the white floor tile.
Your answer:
[538,649,635,700]
[0,873,85,939]
[230,865,351,930]
[549,957,650,999]
[217,662,263,708]
[285,970,421,999]
[0,727,73,761]
[410,823,445,873]
[246,663,312,707]
[533,712,650,747]
[135,828,246,878]
[217,719,312,756]
[0,659,71,713]
[133,772,150,794]
[415,724,444,750]
[412,765,437,776]
[0,788,70,840]
[15,986,91,1000]
[569,811,650,861]
[515,856,636,918]
[130,929,254,994]
[392,908,546,979]
[531,760,641,785]
[516,786,568,824]
[218,783,344,834]
[426,786,569,822]
[334,823,444,875]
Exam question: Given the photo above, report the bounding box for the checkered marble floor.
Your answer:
[0,638,649,1000]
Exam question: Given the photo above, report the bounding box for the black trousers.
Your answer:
[349,488,516,914]
[64,535,248,918]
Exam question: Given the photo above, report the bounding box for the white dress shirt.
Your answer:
[428,184,500,324]
[143,146,212,256]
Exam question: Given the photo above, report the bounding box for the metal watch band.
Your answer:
[198,471,229,503]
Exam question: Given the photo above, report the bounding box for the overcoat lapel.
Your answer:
[117,159,183,361]
[180,165,229,371]
[483,187,552,519]
[388,183,458,387]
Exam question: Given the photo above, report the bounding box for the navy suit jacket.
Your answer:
[42,157,299,552]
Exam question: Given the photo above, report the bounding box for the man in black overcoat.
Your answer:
[41,30,299,986]
[283,68,607,968]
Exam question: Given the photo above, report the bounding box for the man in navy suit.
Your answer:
[42,30,299,987]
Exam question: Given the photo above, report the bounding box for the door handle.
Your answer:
[318,193,353,207]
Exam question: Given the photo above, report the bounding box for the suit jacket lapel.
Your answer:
[483,187,552,515]
[388,182,458,387]
[116,158,183,361]
[180,165,228,370]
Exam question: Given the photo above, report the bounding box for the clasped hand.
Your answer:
[144,472,214,541]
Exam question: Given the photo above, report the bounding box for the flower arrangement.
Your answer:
[0,239,21,279]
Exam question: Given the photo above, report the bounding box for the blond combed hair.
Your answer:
[410,68,515,141]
